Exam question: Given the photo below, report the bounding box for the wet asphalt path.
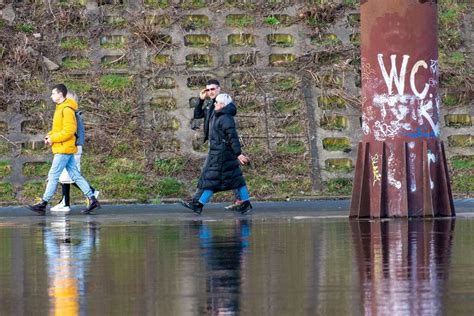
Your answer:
[0,199,472,223]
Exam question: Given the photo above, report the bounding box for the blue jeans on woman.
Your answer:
[43,154,93,202]
[198,186,250,205]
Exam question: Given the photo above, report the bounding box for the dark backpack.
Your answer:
[64,107,85,146]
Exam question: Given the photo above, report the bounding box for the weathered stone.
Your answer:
[43,56,60,71]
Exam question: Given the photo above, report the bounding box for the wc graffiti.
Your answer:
[363,54,440,140]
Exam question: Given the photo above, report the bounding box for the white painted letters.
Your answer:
[410,60,429,99]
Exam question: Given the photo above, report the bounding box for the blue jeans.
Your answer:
[199,186,250,205]
[43,154,93,202]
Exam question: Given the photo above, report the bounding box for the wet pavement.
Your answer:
[0,199,473,315]
[1,198,473,220]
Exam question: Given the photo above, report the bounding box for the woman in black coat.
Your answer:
[181,93,252,215]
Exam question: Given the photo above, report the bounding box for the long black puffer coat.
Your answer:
[197,102,246,192]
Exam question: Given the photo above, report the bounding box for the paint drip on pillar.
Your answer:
[350,0,455,218]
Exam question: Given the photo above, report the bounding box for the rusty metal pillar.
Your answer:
[350,0,455,218]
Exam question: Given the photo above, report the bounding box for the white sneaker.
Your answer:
[50,199,71,213]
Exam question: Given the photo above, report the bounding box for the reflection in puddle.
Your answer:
[0,217,472,315]
[351,219,455,315]
[44,217,100,316]
[197,220,249,314]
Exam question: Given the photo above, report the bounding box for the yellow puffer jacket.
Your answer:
[48,98,78,154]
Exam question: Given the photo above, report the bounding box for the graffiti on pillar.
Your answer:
[427,150,436,189]
[387,150,402,189]
[370,153,381,186]
[408,142,417,192]
[363,54,440,141]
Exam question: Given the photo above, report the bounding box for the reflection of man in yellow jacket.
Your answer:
[28,84,100,215]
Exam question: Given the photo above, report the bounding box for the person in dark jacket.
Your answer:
[182,93,252,215]
[191,79,246,210]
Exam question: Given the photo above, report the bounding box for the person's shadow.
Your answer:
[195,219,250,315]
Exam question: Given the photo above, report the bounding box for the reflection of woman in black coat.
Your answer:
[181,94,252,215]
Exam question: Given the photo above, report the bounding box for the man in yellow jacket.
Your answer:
[28,84,100,215]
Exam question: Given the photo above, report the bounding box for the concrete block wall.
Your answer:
[0,0,472,202]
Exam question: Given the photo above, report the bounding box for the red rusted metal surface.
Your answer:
[350,0,455,218]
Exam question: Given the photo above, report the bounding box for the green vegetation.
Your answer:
[322,137,351,152]
[60,37,88,50]
[184,35,212,48]
[62,79,93,94]
[20,79,45,93]
[452,175,474,194]
[144,0,169,8]
[439,0,467,51]
[450,155,474,194]
[442,93,462,107]
[273,99,302,113]
[0,183,14,201]
[320,115,348,130]
[451,155,474,170]
[245,142,265,155]
[62,56,91,69]
[155,157,186,176]
[272,76,298,91]
[103,100,132,114]
[226,14,255,28]
[185,54,212,68]
[228,34,255,47]
[325,158,353,173]
[276,140,306,154]
[22,181,46,199]
[247,175,275,196]
[267,34,294,47]
[277,178,312,196]
[105,16,127,27]
[318,95,346,109]
[282,122,304,134]
[180,0,206,9]
[155,178,186,197]
[23,162,51,177]
[99,74,132,92]
[325,178,352,195]
[17,23,34,33]
[154,54,172,66]
[343,0,357,8]
[264,16,280,26]
[0,161,11,177]
[0,141,12,156]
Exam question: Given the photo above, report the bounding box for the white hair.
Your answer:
[66,91,78,103]
[215,93,232,106]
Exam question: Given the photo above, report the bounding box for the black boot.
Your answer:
[28,200,47,215]
[236,200,253,214]
[180,200,203,215]
[82,196,101,214]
